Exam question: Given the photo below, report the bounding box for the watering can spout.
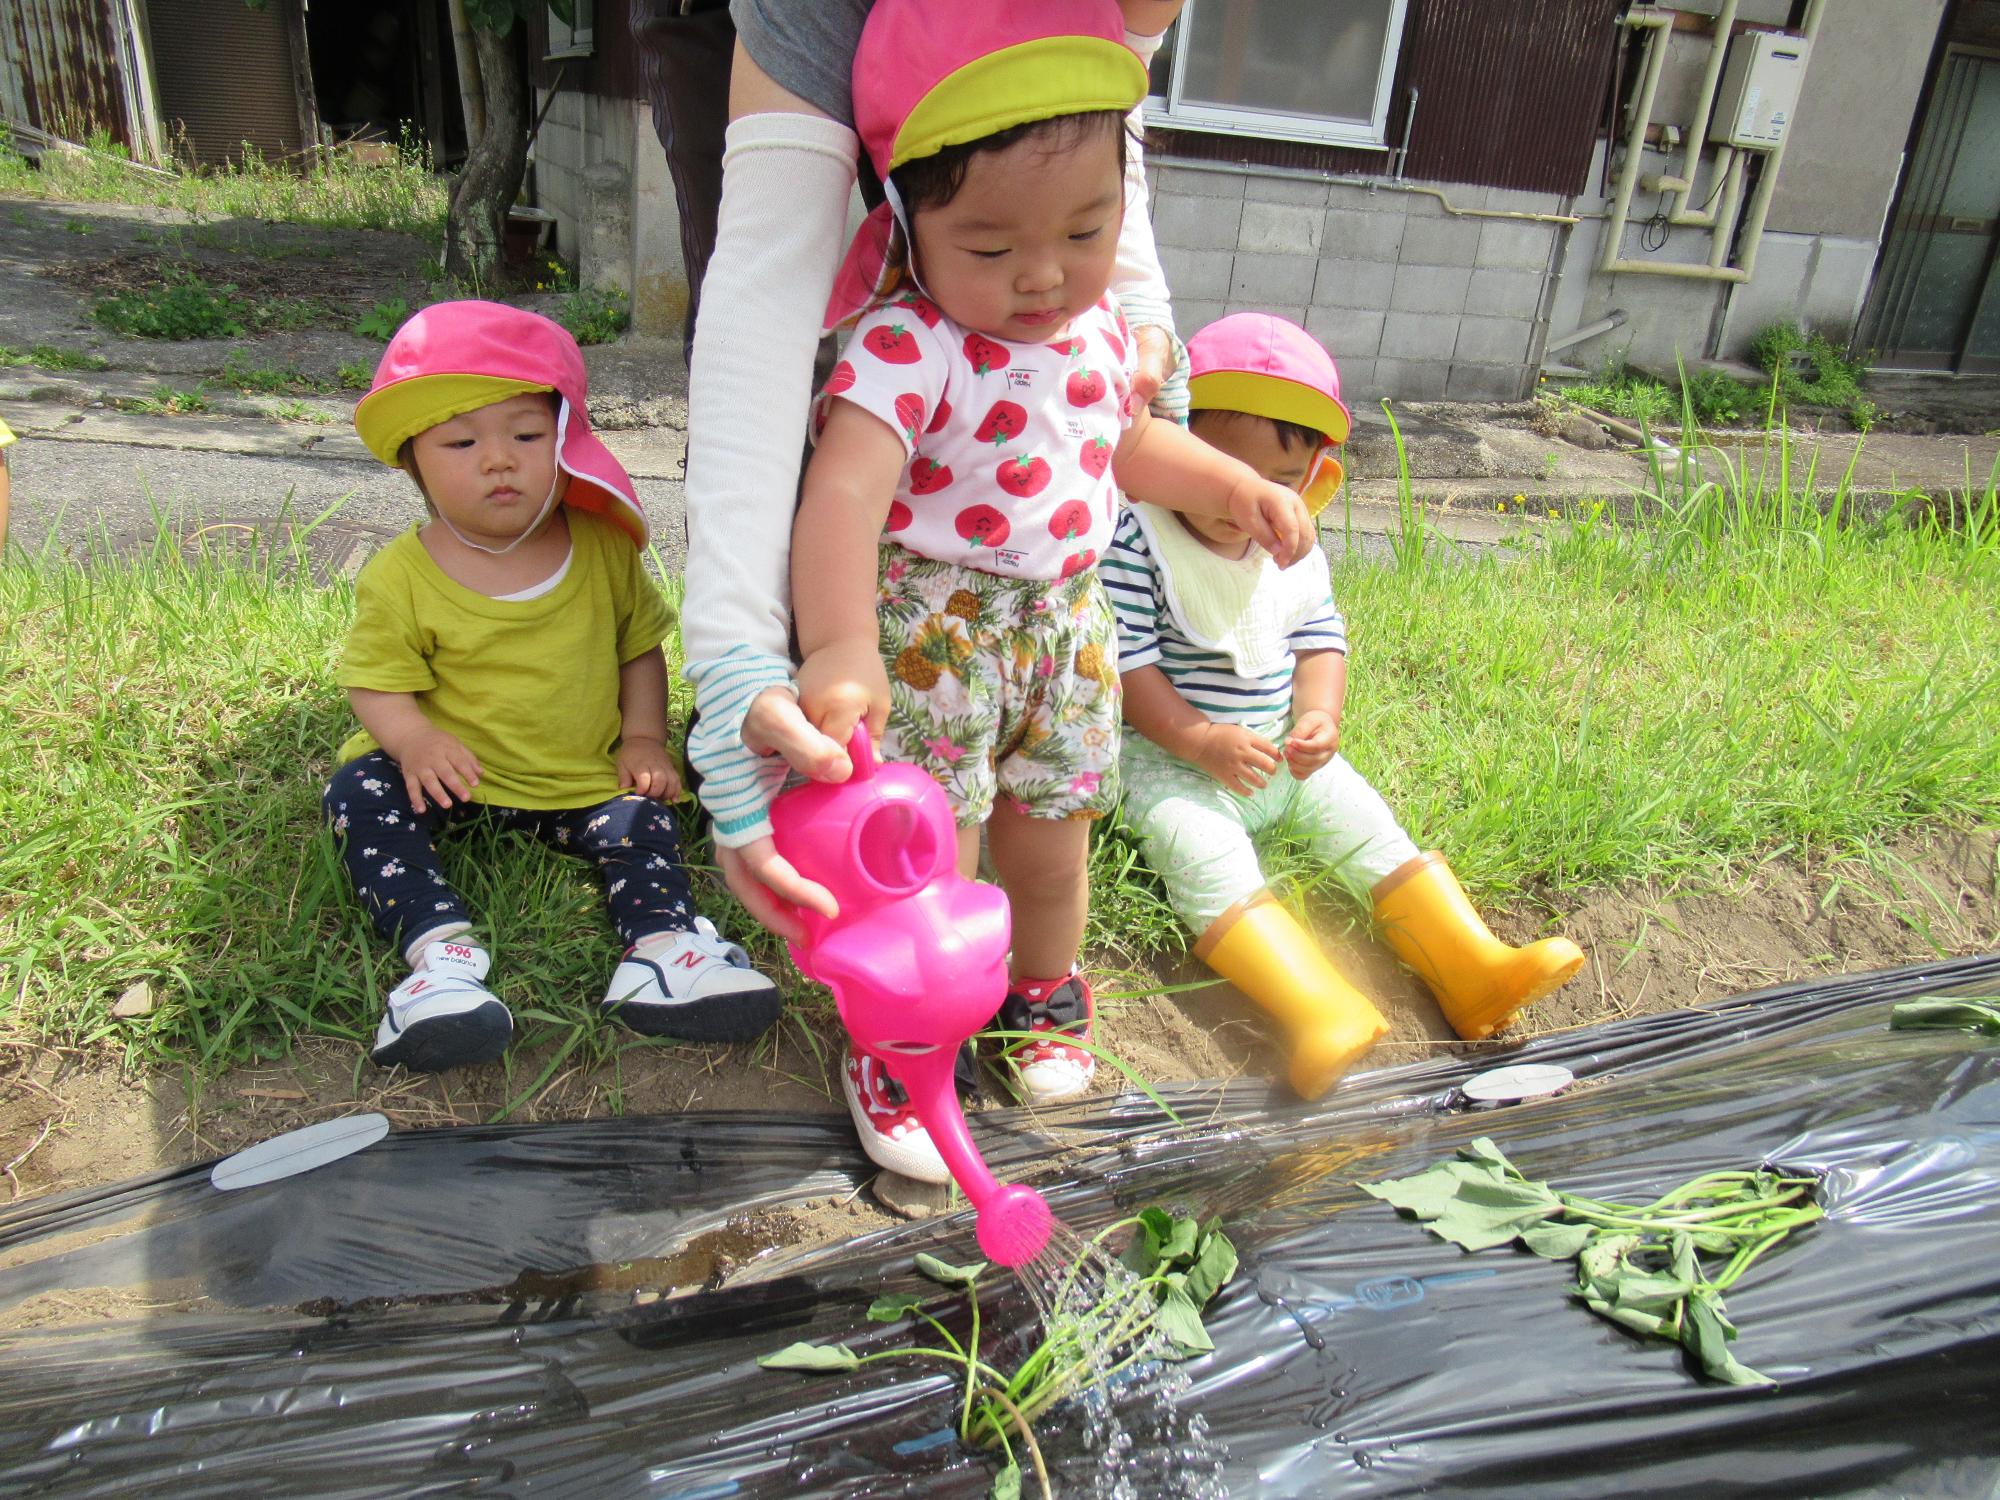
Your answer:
[770,727,1055,1266]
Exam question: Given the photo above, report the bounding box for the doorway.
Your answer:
[1861,33,2000,371]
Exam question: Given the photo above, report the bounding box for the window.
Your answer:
[545,0,594,61]
[1144,0,1409,149]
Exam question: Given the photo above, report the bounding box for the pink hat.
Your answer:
[824,0,1147,331]
[353,301,647,547]
[1187,312,1352,514]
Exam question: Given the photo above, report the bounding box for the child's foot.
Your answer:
[843,1049,950,1183]
[602,917,782,1043]
[998,972,1097,1102]
[371,939,512,1073]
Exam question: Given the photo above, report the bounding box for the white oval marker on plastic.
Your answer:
[209,1113,392,1191]
[1460,1063,1576,1104]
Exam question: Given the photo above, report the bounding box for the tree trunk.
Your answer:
[443,23,527,286]
[445,0,486,153]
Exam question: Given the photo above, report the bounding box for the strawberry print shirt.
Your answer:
[823,289,1139,581]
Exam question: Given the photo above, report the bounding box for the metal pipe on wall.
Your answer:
[1599,0,1825,284]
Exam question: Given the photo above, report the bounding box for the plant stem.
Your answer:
[962,1276,982,1441]
[975,1386,1052,1500]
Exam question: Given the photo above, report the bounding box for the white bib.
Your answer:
[1130,503,1325,679]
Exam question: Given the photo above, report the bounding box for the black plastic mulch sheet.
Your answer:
[2,954,1998,1497]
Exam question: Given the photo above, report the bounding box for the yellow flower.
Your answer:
[1551,508,1563,519]
[1513,493,1525,504]
[1495,501,1506,512]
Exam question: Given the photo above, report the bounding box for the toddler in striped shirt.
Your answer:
[1105,313,1585,1098]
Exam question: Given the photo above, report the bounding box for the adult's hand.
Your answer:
[1119,0,1187,35]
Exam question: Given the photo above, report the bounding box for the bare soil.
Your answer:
[5,826,1993,1241]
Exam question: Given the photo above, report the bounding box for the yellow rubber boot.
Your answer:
[1371,852,1585,1041]
[1195,891,1389,1099]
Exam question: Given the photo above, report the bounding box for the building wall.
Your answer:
[530,88,686,339]
[1147,0,1945,403]
[1151,162,1566,402]
[1550,0,1944,376]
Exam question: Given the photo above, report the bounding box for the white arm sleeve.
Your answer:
[1113,27,1171,327]
[1116,27,1190,421]
[682,110,860,847]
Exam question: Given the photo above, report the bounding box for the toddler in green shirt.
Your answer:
[324,301,779,1073]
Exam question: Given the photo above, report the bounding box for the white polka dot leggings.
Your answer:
[322,751,696,954]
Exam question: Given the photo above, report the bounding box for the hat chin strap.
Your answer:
[882,178,936,303]
[431,398,571,557]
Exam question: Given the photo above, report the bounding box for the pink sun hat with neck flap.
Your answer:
[823,0,1148,333]
[353,300,648,547]
[1187,312,1353,516]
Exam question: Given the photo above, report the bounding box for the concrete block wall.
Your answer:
[530,92,687,339]
[1150,162,1566,405]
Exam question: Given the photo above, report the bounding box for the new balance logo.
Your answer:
[672,950,707,970]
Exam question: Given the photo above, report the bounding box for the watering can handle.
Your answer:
[846,723,877,781]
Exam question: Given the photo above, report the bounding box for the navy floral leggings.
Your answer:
[323,751,696,954]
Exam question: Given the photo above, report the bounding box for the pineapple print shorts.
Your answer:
[876,545,1122,824]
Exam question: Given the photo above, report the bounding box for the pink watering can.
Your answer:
[770,727,1055,1267]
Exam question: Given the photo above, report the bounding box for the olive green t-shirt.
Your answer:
[336,511,675,809]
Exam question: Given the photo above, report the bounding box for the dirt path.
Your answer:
[4,825,1992,1219]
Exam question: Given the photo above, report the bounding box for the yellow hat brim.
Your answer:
[892,37,1148,173]
[1188,369,1351,447]
[354,374,554,467]
[1301,453,1345,517]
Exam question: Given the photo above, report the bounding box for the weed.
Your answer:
[355,297,411,341]
[528,250,576,293]
[336,360,375,390]
[552,287,629,346]
[0,343,110,372]
[94,274,247,340]
[63,218,92,235]
[124,384,213,415]
[1553,362,1676,427]
[268,399,331,423]
[1749,322,1875,429]
[217,351,330,395]
[1682,368,1761,427]
[0,124,447,237]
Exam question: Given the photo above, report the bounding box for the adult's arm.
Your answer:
[679,45,860,853]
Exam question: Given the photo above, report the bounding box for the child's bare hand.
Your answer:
[1193,722,1282,797]
[1227,479,1315,567]
[400,728,481,813]
[1285,709,1341,780]
[618,735,683,802]
[796,639,891,749]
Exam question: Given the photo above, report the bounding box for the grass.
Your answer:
[1554,324,1878,432]
[0,129,447,239]
[0,343,110,373]
[2,425,1997,1074]
[119,384,212,415]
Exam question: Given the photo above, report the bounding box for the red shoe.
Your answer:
[998,972,1096,1102]
[842,1049,949,1183]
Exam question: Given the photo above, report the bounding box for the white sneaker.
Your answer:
[601,917,782,1043]
[842,1049,950,1184]
[371,939,512,1073]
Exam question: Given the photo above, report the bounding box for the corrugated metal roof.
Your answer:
[2,0,133,150]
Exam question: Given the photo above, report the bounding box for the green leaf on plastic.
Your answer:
[759,1341,861,1372]
[1520,1221,1595,1259]
[915,1252,986,1287]
[1157,1213,1201,1266]
[1358,1161,1466,1221]
[1889,998,2000,1035]
[867,1292,925,1323]
[991,1460,1023,1500]
[1155,1286,1214,1354]
[1182,1224,1240,1308]
[1682,1294,1773,1387]
[1460,1136,1520,1174]
[1578,1291,1669,1338]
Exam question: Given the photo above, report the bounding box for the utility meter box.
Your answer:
[1709,31,1810,149]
